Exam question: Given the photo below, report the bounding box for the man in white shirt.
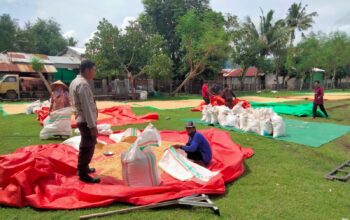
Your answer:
[69,60,100,183]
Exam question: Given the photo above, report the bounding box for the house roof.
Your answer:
[0,52,57,73]
[222,67,259,77]
[67,46,86,55]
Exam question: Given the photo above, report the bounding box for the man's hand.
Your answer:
[90,127,98,137]
[172,144,183,149]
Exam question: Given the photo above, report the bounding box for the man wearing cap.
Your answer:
[173,121,212,166]
[49,80,70,113]
[69,60,100,184]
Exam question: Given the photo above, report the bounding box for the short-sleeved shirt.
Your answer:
[202,84,209,98]
[69,75,97,128]
[181,132,212,165]
[314,86,324,104]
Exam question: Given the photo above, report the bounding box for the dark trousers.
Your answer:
[186,150,203,161]
[313,103,328,118]
[203,97,210,105]
[77,122,97,177]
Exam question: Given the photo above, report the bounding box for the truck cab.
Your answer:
[0,74,19,99]
[0,74,49,100]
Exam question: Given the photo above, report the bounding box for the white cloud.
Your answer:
[120,16,136,30]
[84,30,97,45]
[63,30,76,38]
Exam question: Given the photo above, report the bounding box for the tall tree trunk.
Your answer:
[171,72,195,96]
[239,76,245,91]
[299,76,305,91]
[332,68,337,89]
[275,71,279,90]
[38,72,52,93]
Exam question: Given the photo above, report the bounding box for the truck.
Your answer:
[0,74,50,100]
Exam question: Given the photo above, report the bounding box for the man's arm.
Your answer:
[181,138,200,152]
[231,90,236,98]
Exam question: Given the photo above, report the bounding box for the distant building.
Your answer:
[0,52,57,80]
[58,46,86,60]
[222,67,264,90]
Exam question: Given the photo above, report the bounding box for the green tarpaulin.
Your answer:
[251,102,325,117]
[184,118,350,148]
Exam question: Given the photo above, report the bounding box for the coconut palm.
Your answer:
[286,2,318,46]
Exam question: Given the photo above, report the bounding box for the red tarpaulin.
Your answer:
[0,128,253,209]
[35,105,159,128]
[191,96,251,112]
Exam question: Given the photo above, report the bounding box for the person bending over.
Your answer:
[222,84,236,109]
[173,121,212,166]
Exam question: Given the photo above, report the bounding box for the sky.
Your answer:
[1,0,350,47]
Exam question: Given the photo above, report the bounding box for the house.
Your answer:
[222,67,264,90]
[0,52,57,79]
[48,56,81,85]
[58,46,86,60]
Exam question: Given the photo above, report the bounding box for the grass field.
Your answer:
[0,98,350,220]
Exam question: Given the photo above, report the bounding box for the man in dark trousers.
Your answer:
[222,84,236,109]
[69,60,100,183]
[173,121,212,166]
[201,80,211,104]
[313,80,329,119]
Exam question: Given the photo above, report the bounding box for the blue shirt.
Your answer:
[182,132,212,165]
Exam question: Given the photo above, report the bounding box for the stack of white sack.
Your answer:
[74,124,113,136]
[40,107,72,139]
[159,147,219,185]
[200,102,286,138]
[25,100,50,114]
[121,123,162,187]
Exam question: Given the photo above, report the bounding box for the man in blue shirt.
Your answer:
[173,121,212,166]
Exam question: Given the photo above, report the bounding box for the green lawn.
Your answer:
[0,99,350,220]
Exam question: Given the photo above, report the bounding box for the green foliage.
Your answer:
[0,14,18,51]
[0,14,78,55]
[286,2,318,45]
[86,18,172,80]
[171,10,229,93]
[30,57,44,72]
[142,0,210,77]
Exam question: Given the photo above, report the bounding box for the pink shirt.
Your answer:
[314,86,324,104]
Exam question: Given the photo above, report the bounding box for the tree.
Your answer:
[85,18,121,79]
[142,0,210,78]
[86,18,172,96]
[30,57,52,93]
[287,36,321,90]
[0,14,18,51]
[171,10,229,95]
[319,32,350,88]
[286,2,318,46]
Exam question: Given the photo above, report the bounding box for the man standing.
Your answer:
[201,80,210,105]
[313,80,329,119]
[173,121,212,166]
[222,84,236,109]
[70,60,100,183]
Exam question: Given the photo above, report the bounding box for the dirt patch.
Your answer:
[286,93,350,101]
[91,140,181,180]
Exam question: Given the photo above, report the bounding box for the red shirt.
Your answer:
[314,86,324,104]
[202,84,209,98]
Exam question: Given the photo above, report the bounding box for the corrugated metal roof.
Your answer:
[0,52,57,73]
[222,67,258,77]
[7,52,53,64]
[48,56,81,65]
[67,46,85,55]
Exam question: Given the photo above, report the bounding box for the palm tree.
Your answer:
[286,2,318,46]
[243,9,290,89]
